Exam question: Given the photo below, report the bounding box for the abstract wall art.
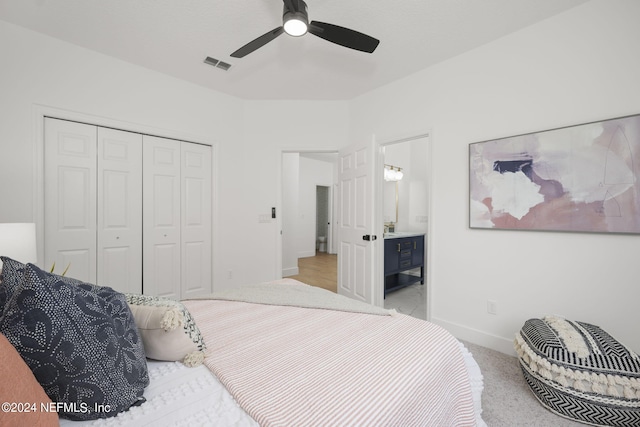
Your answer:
[469,114,640,234]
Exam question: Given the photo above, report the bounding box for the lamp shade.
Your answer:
[0,223,37,268]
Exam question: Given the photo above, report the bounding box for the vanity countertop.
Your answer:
[383,231,425,239]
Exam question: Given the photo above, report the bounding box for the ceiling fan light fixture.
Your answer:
[283,0,309,37]
[283,16,308,36]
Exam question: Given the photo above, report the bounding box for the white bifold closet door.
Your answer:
[44,118,212,299]
[180,141,212,298]
[97,127,143,293]
[44,119,99,283]
[142,136,212,300]
[44,118,143,293]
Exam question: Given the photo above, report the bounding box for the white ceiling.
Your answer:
[0,0,588,100]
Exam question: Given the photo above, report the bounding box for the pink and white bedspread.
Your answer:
[184,281,478,427]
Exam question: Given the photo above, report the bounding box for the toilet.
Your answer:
[317,236,327,253]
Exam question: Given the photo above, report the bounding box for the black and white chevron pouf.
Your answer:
[515,317,640,426]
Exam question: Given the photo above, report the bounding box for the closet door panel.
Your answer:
[153,243,180,297]
[97,128,143,293]
[44,118,97,283]
[143,136,181,299]
[181,143,212,298]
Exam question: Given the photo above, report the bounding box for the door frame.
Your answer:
[276,131,432,315]
[374,131,433,319]
[277,149,339,279]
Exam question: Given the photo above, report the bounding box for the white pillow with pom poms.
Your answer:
[125,294,206,367]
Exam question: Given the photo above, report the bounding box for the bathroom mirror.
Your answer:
[383,180,399,224]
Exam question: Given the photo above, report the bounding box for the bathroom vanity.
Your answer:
[383,232,425,297]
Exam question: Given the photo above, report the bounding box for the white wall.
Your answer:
[0,20,242,222]
[350,0,640,354]
[406,138,430,232]
[0,20,350,292]
[239,101,348,286]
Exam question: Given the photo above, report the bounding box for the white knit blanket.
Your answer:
[188,278,392,316]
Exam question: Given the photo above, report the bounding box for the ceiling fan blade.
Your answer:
[231,27,285,58]
[308,21,379,53]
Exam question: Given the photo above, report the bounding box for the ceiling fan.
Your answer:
[230,0,380,58]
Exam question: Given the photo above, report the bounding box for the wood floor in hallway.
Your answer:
[288,251,337,293]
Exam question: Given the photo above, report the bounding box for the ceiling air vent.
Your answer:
[204,56,232,71]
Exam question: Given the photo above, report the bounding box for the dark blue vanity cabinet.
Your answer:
[384,234,425,296]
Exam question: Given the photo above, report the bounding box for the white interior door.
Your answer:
[337,139,378,305]
[97,127,143,293]
[180,142,212,299]
[143,136,181,299]
[44,118,97,282]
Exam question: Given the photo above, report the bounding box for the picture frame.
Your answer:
[469,113,640,234]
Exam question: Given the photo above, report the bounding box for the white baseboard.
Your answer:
[282,267,299,277]
[298,251,316,259]
[431,317,516,356]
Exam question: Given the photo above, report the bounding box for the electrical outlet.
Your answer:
[487,300,498,315]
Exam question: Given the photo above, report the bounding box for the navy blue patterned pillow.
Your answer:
[0,263,149,421]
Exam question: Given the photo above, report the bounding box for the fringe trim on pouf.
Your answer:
[515,333,640,399]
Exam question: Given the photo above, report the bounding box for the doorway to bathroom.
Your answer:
[379,134,431,320]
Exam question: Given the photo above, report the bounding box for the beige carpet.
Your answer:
[461,340,585,427]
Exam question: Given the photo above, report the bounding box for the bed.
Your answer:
[0,257,485,426]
